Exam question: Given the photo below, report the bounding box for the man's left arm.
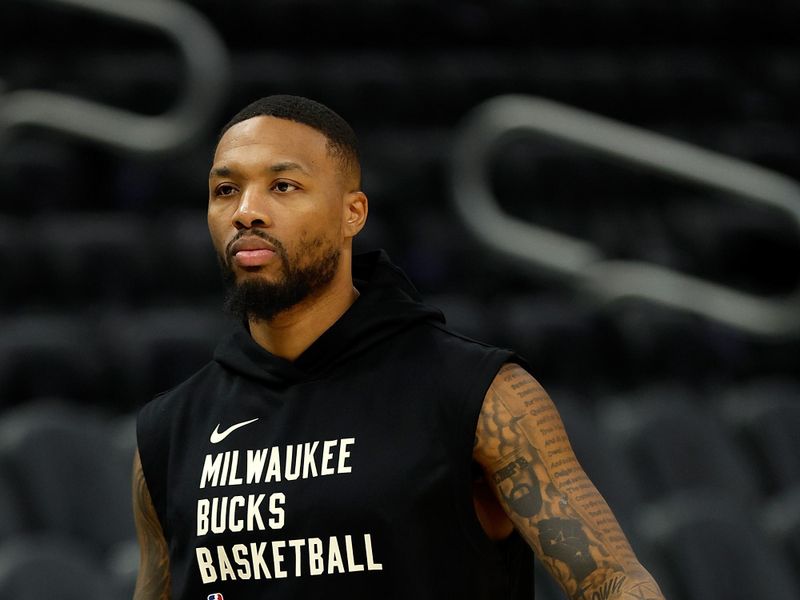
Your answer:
[473,363,665,600]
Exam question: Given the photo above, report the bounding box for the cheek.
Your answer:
[207,214,228,255]
[294,209,341,246]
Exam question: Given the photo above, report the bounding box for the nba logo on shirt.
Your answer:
[207,594,223,600]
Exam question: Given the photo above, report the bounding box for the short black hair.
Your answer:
[219,95,360,184]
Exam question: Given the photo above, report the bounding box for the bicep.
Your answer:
[132,448,171,600]
[473,364,637,598]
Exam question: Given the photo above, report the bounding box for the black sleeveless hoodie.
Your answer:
[137,250,534,599]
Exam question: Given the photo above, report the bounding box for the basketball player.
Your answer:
[133,95,665,599]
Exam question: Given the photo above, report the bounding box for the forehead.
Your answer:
[212,116,332,173]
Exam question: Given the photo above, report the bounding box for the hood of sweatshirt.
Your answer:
[213,250,444,385]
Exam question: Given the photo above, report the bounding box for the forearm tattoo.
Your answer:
[475,364,664,600]
[133,453,171,600]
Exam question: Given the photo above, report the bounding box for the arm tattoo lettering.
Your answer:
[475,364,664,599]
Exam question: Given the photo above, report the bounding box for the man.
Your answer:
[133,94,665,599]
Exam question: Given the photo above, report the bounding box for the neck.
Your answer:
[247,263,359,362]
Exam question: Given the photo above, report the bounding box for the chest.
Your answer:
[164,370,457,560]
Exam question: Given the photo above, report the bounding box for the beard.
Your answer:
[219,230,341,323]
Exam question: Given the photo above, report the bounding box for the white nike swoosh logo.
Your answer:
[210,418,260,444]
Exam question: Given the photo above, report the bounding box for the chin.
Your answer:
[236,265,281,279]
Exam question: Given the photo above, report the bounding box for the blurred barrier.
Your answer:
[450,95,800,338]
[0,0,229,155]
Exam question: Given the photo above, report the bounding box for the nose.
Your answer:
[232,187,271,230]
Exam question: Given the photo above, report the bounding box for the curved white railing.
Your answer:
[450,95,800,337]
[0,0,230,155]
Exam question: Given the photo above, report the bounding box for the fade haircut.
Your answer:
[219,95,361,186]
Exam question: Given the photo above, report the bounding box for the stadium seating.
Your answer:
[491,295,604,385]
[600,389,761,506]
[0,217,26,308]
[636,491,800,600]
[29,213,156,307]
[719,378,800,496]
[151,210,224,302]
[0,462,28,539]
[0,400,135,553]
[0,315,107,408]
[761,485,800,590]
[0,535,123,600]
[100,307,229,407]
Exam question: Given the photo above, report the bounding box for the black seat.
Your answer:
[720,378,800,495]
[601,388,760,505]
[762,484,800,587]
[0,315,107,407]
[0,139,87,216]
[0,461,28,540]
[0,400,134,553]
[636,491,800,600]
[0,536,121,600]
[606,300,742,385]
[28,213,155,306]
[0,217,29,308]
[101,307,229,407]
[152,210,223,302]
[492,294,603,385]
[667,200,800,297]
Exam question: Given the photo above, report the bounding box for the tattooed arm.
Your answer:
[132,448,171,600]
[473,363,665,600]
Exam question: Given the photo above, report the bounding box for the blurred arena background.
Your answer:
[1,0,800,598]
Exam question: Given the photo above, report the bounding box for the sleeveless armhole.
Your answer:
[136,395,172,539]
[452,349,536,596]
[452,343,524,556]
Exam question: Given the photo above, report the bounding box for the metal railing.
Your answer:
[450,94,800,338]
[0,0,230,156]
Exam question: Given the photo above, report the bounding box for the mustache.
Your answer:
[225,229,287,263]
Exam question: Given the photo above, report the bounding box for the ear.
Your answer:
[342,190,368,238]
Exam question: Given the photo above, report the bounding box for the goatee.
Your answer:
[220,231,340,323]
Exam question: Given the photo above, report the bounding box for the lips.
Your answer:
[229,236,278,268]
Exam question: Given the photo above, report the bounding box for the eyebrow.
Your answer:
[209,166,233,179]
[209,162,311,179]
[269,161,310,176]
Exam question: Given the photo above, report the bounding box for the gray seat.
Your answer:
[762,485,800,589]
[636,491,800,600]
[100,307,228,407]
[152,210,223,301]
[30,213,156,306]
[0,462,28,539]
[601,388,760,505]
[0,536,121,600]
[492,295,602,384]
[0,400,134,553]
[720,378,800,495]
[0,217,28,308]
[0,315,107,407]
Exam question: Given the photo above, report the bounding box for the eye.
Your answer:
[272,181,298,193]
[215,184,237,197]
